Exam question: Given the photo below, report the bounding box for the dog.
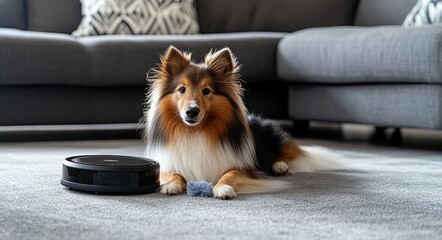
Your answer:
[143,46,340,199]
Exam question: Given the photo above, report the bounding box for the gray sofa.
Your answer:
[279,0,442,130]
[1,0,440,131]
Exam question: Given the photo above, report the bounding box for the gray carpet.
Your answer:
[0,139,441,240]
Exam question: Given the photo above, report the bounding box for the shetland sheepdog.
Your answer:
[143,46,341,199]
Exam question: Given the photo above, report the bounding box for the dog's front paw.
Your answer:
[160,181,184,195]
[213,185,237,200]
[272,161,291,176]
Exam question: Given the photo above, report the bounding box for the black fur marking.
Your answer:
[248,114,289,174]
[222,112,248,154]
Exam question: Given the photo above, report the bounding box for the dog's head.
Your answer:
[152,46,243,127]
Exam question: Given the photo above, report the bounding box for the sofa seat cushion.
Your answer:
[0,30,284,86]
[278,25,442,84]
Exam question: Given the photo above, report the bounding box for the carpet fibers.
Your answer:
[0,139,441,240]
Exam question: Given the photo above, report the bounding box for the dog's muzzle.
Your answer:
[182,106,200,126]
[186,107,200,119]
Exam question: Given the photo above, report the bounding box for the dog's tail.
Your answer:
[234,145,343,194]
[289,145,344,173]
[235,178,291,194]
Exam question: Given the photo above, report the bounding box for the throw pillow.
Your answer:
[72,0,199,36]
[403,0,442,26]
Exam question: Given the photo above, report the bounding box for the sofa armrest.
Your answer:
[278,25,442,84]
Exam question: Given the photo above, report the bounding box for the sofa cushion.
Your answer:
[196,0,358,33]
[355,0,418,26]
[403,0,442,26]
[278,26,442,84]
[27,0,82,33]
[80,32,284,86]
[0,0,26,30]
[73,0,199,36]
[0,29,84,85]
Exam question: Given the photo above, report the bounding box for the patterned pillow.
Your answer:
[72,0,199,36]
[403,0,442,26]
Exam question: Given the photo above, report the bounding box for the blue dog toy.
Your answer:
[187,181,213,197]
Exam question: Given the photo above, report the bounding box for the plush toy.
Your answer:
[187,181,213,197]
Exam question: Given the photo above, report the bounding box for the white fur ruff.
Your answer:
[145,133,255,184]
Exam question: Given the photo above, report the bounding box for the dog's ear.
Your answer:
[205,48,238,77]
[160,46,191,78]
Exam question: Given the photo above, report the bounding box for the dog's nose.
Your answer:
[186,107,200,118]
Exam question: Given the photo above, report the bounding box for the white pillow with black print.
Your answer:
[72,0,199,36]
[403,0,442,26]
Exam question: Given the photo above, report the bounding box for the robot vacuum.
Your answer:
[61,155,160,194]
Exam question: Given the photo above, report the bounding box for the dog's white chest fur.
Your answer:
[146,133,254,184]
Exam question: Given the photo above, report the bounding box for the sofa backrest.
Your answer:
[27,0,82,33]
[3,0,417,34]
[0,0,27,29]
[196,0,359,33]
[354,0,418,26]
[0,0,82,33]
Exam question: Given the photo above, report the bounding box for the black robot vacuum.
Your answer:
[61,155,160,194]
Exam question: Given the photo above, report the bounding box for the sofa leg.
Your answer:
[291,120,310,137]
[391,128,402,146]
[370,127,388,144]
[371,127,402,146]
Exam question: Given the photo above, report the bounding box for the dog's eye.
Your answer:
[178,87,186,94]
[202,88,211,95]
